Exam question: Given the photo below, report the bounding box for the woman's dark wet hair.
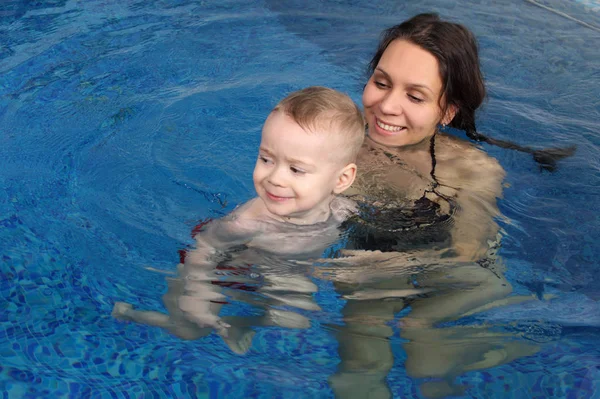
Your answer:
[369,13,483,135]
[369,13,575,172]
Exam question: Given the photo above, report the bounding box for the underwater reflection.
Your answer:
[317,248,540,398]
[111,208,542,398]
[112,214,345,354]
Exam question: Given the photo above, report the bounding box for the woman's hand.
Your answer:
[308,248,459,284]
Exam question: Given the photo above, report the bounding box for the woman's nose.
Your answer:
[379,91,403,116]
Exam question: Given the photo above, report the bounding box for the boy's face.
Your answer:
[253,111,349,224]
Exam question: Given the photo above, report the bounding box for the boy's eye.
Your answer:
[290,166,305,175]
[259,156,272,164]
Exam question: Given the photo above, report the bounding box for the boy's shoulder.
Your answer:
[193,199,266,250]
[331,196,358,222]
[212,197,283,238]
[223,198,274,230]
[200,196,357,257]
[232,196,357,226]
[229,197,266,220]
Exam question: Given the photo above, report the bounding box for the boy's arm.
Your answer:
[178,202,259,331]
[193,198,262,253]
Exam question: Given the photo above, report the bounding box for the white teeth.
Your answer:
[376,119,403,132]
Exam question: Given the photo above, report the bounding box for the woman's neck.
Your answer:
[365,134,434,154]
[364,134,437,180]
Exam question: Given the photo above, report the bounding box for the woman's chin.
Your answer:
[368,127,435,149]
[368,129,408,147]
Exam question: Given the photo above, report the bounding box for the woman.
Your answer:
[327,14,540,398]
[346,12,504,260]
[345,13,572,259]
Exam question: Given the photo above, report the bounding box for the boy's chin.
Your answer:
[262,204,293,220]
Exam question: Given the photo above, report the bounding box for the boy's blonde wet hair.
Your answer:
[273,86,365,164]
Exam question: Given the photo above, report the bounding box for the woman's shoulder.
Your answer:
[436,133,502,168]
[436,133,480,155]
[435,133,505,190]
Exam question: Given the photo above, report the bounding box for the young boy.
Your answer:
[112,86,365,352]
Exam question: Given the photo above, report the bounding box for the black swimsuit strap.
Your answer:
[425,134,454,203]
[429,134,438,186]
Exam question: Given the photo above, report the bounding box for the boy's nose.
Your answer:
[268,167,286,187]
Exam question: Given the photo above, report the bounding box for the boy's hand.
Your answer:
[178,295,230,335]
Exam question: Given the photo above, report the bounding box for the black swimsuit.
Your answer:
[344,136,456,252]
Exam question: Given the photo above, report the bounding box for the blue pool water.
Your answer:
[1,0,599,398]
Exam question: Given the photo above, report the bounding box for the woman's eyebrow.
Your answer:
[375,67,434,95]
[374,67,391,79]
[407,84,434,97]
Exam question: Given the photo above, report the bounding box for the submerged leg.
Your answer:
[400,263,539,398]
[219,316,257,355]
[215,307,313,356]
[329,298,404,399]
[112,301,211,340]
[112,301,171,327]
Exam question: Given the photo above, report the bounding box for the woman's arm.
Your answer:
[437,135,506,261]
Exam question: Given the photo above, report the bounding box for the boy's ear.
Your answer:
[334,163,357,194]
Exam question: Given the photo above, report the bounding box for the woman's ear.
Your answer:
[441,104,458,126]
[334,163,357,194]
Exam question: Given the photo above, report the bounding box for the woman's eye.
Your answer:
[408,94,424,103]
[374,81,388,89]
[290,166,305,175]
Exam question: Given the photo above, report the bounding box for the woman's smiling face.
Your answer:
[362,39,454,148]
